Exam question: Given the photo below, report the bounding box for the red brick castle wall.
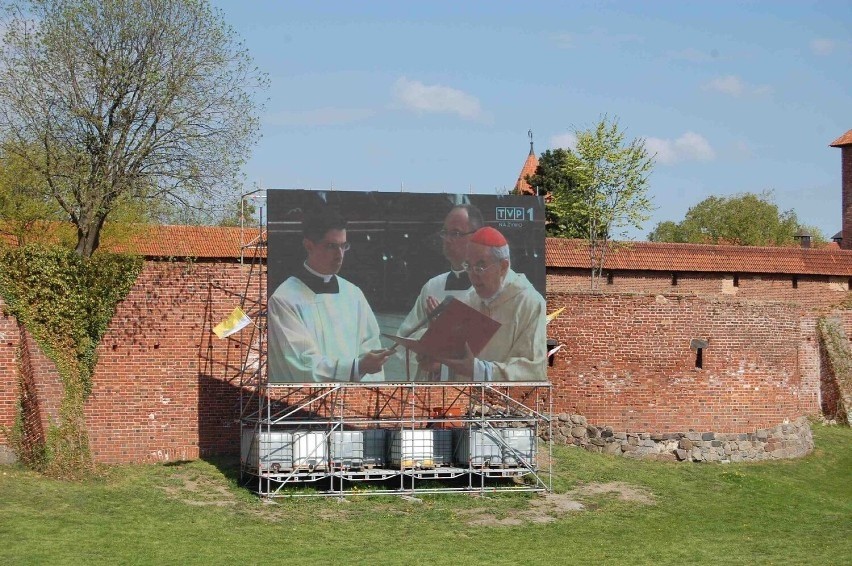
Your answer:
[0,259,836,463]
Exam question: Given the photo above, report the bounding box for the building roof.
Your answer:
[513,147,539,196]
[830,129,852,147]
[546,238,852,277]
[114,225,266,259]
[6,225,852,276]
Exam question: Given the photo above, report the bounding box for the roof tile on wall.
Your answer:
[546,238,852,276]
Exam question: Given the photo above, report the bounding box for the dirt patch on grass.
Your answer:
[458,482,654,526]
[159,473,237,507]
[568,481,655,505]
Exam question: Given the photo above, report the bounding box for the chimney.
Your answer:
[795,229,811,249]
[830,129,852,250]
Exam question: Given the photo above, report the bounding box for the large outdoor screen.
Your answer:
[267,190,547,384]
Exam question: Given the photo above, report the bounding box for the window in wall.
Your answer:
[606,272,614,285]
[690,338,708,370]
[792,276,798,289]
[671,273,678,286]
[733,275,740,287]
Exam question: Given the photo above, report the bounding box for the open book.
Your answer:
[383,298,501,360]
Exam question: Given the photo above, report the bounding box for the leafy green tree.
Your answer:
[0,144,62,245]
[547,116,654,289]
[0,0,267,257]
[525,148,586,237]
[648,191,824,246]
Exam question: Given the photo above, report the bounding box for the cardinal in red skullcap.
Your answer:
[436,225,547,383]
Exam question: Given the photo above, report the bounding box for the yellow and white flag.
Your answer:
[546,307,565,325]
[213,306,253,339]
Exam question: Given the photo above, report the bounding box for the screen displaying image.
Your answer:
[267,190,547,384]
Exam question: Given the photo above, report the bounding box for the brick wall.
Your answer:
[83,261,263,463]
[0,299,20,440]
[547,268,849,309]
[545,292,820,433]
[0,259,830,463]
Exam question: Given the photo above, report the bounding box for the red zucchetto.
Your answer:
[470,226,507,247]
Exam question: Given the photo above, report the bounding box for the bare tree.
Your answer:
[0,0,267,256]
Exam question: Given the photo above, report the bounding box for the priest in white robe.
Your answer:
[396,204,483,380]
[438,226,547,382]
[268,210,390,383]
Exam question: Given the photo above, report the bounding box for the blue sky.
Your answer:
[213,0,852,240]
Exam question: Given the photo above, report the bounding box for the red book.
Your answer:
[383,298,501,360]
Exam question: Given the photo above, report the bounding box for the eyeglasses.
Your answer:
[462,260,498,275]
[439,229,476,240]
[320,242,350,252]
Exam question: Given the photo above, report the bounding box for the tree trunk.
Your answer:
[74,214,106,257]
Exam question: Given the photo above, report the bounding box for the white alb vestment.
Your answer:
[396,270,471,381]
[457,269,547,382]
[268,271,385,383]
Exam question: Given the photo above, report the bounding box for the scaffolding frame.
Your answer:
[235,189,552,498]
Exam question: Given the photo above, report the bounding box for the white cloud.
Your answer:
[392,77,483,120]
[810,38,836,56]
[704,75,744,96]
[549,132,577,151]
[552,33,573,49]
[265,108,375,127]
[645,132,715,165]
[703,74,771,97]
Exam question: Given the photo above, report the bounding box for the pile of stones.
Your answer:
[543,414,813,462]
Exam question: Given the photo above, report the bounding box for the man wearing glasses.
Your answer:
[439,226,546,382]
[267,208,390,382]
[396,204,483,380]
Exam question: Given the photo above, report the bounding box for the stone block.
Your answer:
[675,449,688,461]
[571,426,587,438]
[701,432,715,441]
[557,413,571,422]
[0,446,17,466]
[686,432,702,442]
[604,442,622,455]
[679,438,693,450]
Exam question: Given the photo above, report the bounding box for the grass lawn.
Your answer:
[1,424,850,565]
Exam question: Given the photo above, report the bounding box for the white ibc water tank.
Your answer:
[389,429,434,469]
[330,430,364,468]
[500,427,536,467]
[292,431,328,470]
[241,428,294,472]
[455,427,502,467]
